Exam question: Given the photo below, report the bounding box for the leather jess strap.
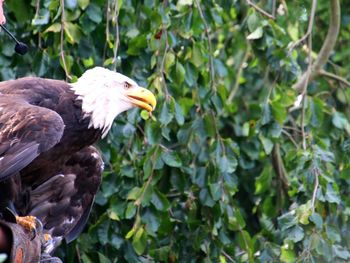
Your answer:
[0,220,41,263]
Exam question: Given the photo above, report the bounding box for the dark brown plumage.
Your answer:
[0,67,156,252]
[0,77,102,250]
[20,146,103,251]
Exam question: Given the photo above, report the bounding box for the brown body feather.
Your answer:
[0,77,103,250]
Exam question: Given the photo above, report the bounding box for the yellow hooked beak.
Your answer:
[125,87,157,112]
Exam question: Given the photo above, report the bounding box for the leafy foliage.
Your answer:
[2,0,350,262]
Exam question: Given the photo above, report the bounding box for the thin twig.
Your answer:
[106,0,110,44]
[311,0,340,74]
[311,167,320,213]
[300,32,313,150]
[159,26,170,100]
[282,130,299,148]
[271,144,289,192]
[112,0,120,71]
[227,42,250,103]
[238,228,253,262]
[60,0,72,80]
[289,0,317,50]
[246,0,275,20]
[75,245,82,263]
[299,0,316,150]
[222,250,236,263]
[195,0,216,92]
[284,126,302,133]
[271,144,289,212]
[35,0,42,49]
[300,83,309,150]
[271,0,277,18]
[210,110,225,152]
[319,70,350,87]
[35,0,41,17]
[103,0,110,62]
[134,147,159,207]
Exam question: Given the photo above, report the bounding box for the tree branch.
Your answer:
[159,26,170,100]
[227,42,250,103]
[60,0,72,80]
[289,0,317,51]
[293,0,340,92]
[195,0,216,92]
[300,32,313,150]
[282,130,299,148]
[246,0,275,20]
[319,70,350,87]
[112,0,120,71]
[311,167,320,213]
[222,250,236,263]
[271,144,289,194]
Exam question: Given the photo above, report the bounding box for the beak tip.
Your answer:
[126,87,157,112]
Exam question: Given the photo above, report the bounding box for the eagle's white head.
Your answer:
[70,67,156,138]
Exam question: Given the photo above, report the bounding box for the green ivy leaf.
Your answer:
[132,227,147,255]
[280,247,296,263]
[159,102,173,126]
[325,183,340,204]
[278,212,298,231]
[191,43,205,67]
[164,53,175,71]
[209,182,222,201]
[78,0,90,10]
[287,225,304,243]
[86,3,103,23]
[247,27,263,40]
[145,122,162,145]
[247,12,260,32]
[296,202,312,225]
[259,135,274,154]
[32,9,50,26]
[174,101,185,125]
[334,245,350,260]
[64,22,82,44]
[255,165,272,194]
[127,187,142,200]
[326,225,341,243]
[175,61,186,85]
[44,23,61,34]
[309,213,323,229]
[218,155,237,173]
[65,0,78,9]
[162,151,182,167]
[271,100,287,125]
[151,189,170,211]
[332,112,350,134]
[98,252,111,263]
[125,203,137,219]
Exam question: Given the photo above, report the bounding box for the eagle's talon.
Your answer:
[42,234,55,254]
[15,215,43,240]
[35,217,43,232]
[43,233,52,242]
[31,217,44,240]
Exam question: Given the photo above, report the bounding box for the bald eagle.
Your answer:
[0,67,156,252]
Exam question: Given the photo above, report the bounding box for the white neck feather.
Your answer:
[70,68,135,138]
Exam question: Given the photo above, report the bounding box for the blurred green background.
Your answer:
[2,0,350,262]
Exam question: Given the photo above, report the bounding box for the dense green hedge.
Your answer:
[2,0,350,262]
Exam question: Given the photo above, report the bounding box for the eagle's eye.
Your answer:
[123,82,131,89]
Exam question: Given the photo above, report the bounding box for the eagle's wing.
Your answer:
[0,96,65,181]
[26,146,103,251]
